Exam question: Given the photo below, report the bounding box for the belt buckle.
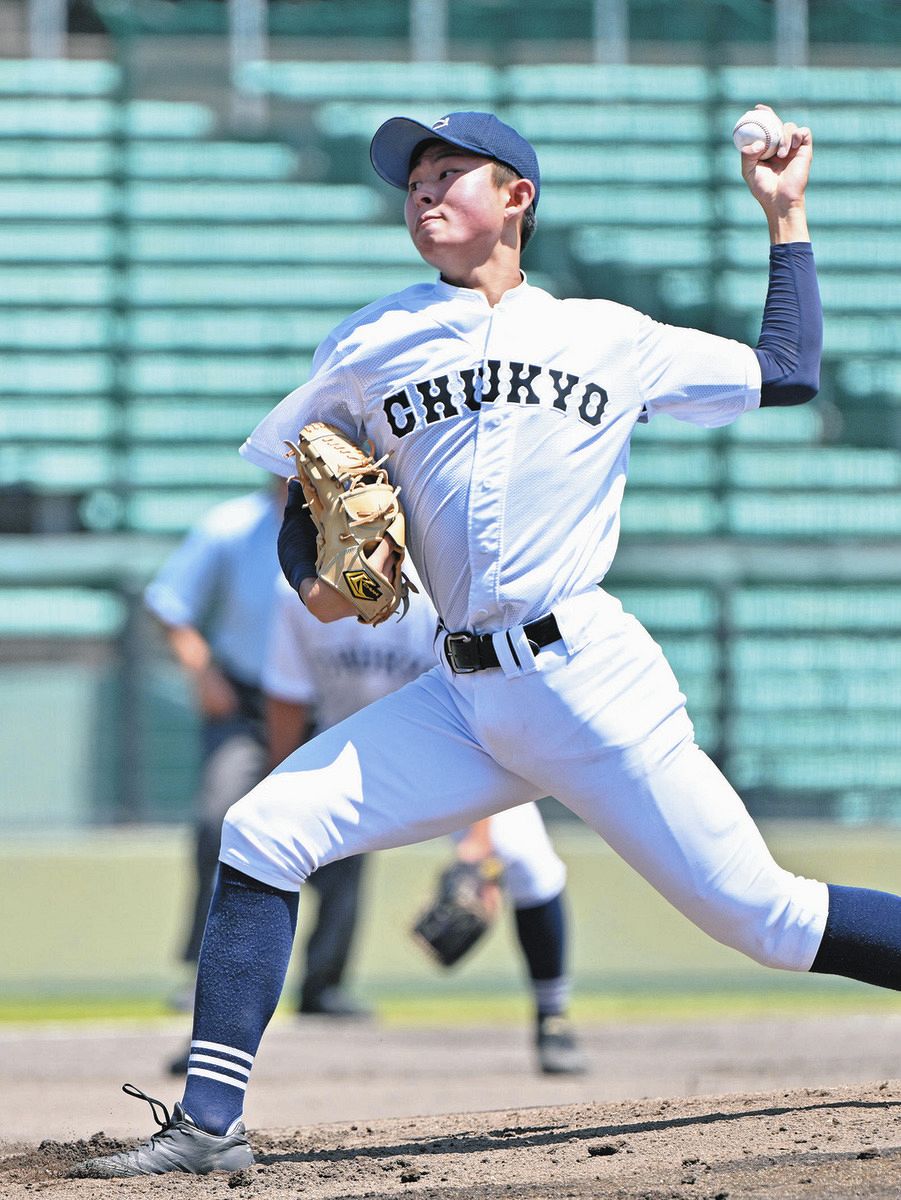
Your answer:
[444,631,479,674]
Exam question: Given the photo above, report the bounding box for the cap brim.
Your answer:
[370,116,478,191]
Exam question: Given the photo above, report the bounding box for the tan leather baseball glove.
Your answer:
[284,422,415,626]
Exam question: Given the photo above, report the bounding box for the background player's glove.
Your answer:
[411,859,504,969]
[284,422,415,626]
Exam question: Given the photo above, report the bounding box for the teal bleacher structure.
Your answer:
[2,56,901,826]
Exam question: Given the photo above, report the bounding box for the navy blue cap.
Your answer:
[370,111,540,209]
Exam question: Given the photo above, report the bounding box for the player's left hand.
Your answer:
[739,105,813,213]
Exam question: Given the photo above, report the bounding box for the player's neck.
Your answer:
[438,258,524,307]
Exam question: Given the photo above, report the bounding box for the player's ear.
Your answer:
[505,177,535,218]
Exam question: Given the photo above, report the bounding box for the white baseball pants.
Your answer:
[221,587,828,972]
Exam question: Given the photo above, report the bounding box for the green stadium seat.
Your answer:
[0,398,116,441]
[735,673,901,712]
[721,184,901,226]
[0,140,113,175]
[719,270,901,314]
[732,711,901,750]
[838,360,901,401]
[0,353,111,394]
[125,488,254,533]
[125,354,311,396]
[610,586,719,632]
[507,64,710,102]
[127,308,338,351]
[127,265,426,306]
[0,180,113,218]
[0,99,215,138]
[0,266,112,303]
[627,445,720,488]
[538,144,708,184]
[125,446,261,486]
[126,140,300,180]
[503,104,709,144]
[733,587,901,632]
[721,67,901,105]
[0,310,112,350]
[541,186,712,226]
[0,586,125,637]
[731,750,901,791]
[0,223,113,261]
[726,228,901,270]
[0,443,112,489]
[131,398,274,441]
[620,490,720,534]
[0,59,119,96]
[727,492,901,536]
[571,226,712,269]
[726,446,901,489]
[129,222,417,265]
[735,635,901,672]
[238,59,495,101]
[127,180,384,221]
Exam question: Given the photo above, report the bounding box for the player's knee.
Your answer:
[219,791,317,887]
[714,871,829,972]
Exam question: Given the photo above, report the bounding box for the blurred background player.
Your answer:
[263,572,587,1075]
[143,482,371,1072]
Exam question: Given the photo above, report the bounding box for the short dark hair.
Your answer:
[408,141,537,251]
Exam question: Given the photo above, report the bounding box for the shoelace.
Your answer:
[120,1083,176,1135]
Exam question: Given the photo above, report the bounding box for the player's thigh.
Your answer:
[553,726,827,970]
[221,669,541,891]
[485,803,566,906]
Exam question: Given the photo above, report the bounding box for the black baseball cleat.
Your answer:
[167,1043,191,1076]
[298,986,373,1018]
[69,1084,254,1177]
[536,1014,589,1075]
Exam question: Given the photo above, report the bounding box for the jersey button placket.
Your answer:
[466,402,508,631]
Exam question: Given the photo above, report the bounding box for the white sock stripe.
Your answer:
[189,1040,255,1065]
[187,1053,251,1078]
[186,1066,248,1091]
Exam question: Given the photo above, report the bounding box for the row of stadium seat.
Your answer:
[0,396,825,446]
[8,443,900,492]
[240,61,901,105]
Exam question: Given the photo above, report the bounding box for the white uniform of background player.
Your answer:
[263,573,586,1071]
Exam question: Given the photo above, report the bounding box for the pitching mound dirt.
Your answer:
[3,1080,900,1199]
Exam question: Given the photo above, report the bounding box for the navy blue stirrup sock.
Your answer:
[810,883,901,990]
[515,892,566,991]
[182,865,298,1134]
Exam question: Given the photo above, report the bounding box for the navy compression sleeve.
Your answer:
[277,478,317,598]
[753,242,822,406]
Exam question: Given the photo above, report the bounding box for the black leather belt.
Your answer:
[443,612,561,674]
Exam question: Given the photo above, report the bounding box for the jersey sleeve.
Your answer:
[635,313,762,428]
[143,521,224,628]
[239,355,363,476]
[260,579,319,704]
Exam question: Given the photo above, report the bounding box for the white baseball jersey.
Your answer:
[240,277,760,634]
[263,574,438,729]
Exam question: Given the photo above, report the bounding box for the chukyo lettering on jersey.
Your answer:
[382,359,609,437]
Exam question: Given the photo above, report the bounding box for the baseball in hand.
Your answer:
[732,108,784,159]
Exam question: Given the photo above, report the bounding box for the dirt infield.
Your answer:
[2,1014,900,1197]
